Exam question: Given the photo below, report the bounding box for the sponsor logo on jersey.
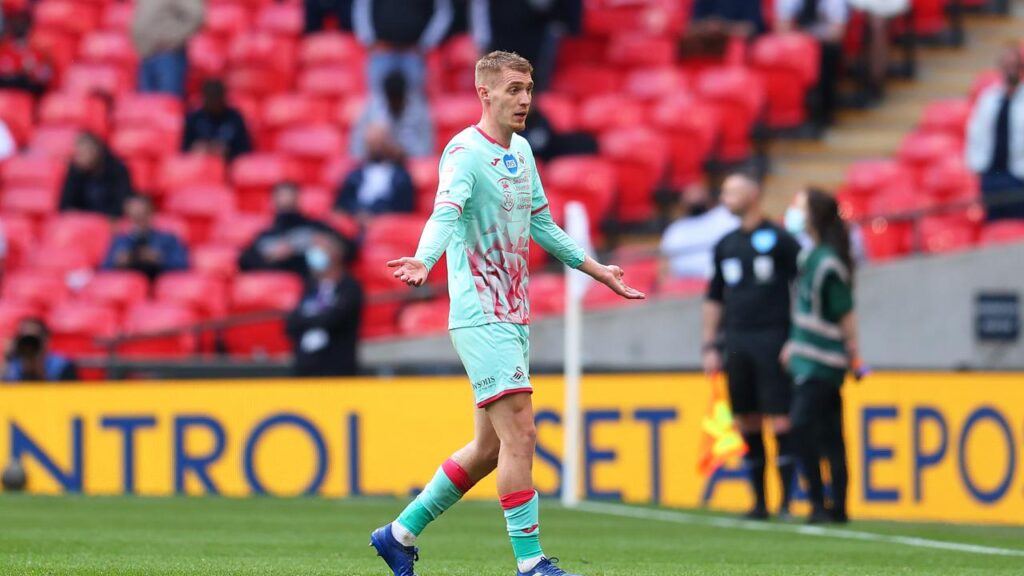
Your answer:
[753,255,774,283]
[722,258,743,285]
[448,146,465,155]
[491,158,502,166]
[502,192,515,212]
[751,229,777,253]
[503,153,519,175]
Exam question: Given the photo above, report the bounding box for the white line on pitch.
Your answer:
[573,501,1024,558]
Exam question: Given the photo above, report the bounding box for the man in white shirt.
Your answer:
[660,201,740,279]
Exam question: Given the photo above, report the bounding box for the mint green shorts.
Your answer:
[450,323,532,408]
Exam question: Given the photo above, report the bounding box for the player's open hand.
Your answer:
[387,257,428,287]
[600,265,646,300]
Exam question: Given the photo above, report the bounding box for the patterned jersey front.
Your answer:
[413,126,585,329]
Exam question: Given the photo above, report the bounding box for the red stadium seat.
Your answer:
[62,63,132,96]
[334,96,367,131]
[118,302,198,358]
[110,126,181,163]
[398,299,449,335]
[47,302,119,357]
[38,92,110,137]
[27,126,79,159]
[897,132,962,186]
[101,1,134,31]
[1,155,66,193]
[0,186,60,223]
[0,215,35,272]
[557,36,606,67]
[694,66,767,163]
[920,215,978,255]
[440,34,477,93]
[0,90,35,146]
[298,32,364,68]
[623,66,689,102]
[155,271,229,319]
[254,2,303,36]
[204,2,252,42]
[844,159,914,198]
[40,212,113,266]
[77,271,150,316]
[187,32,229,78]
[979,221,1024,247]
[261,94,332,143]
[297,65,362,103]
[528,273,566,319]
[750,32,820,129]
[224,272,303,356]
[544,156,616,227]
[165,184,237,244]
[910,0,950,37]
[274,124,345,183]
[228,31,297,76]
[606,34,676,68]
[79,30,138,71]
[584,0,685,36]
[361,298,401,340]
[192,243,240,279]
[29,27,78,80]
[32,0,101,39]
[578,93,646,135]
[918,98,971,142]
[23,244,94,275]
[365,214,425,254]
[535,93,578,132]
[226,66,293,99]
[231,153,302,212]
[432,95,481,153]
[2,270,68,312]
[599,127,670,223]
[922,158,979,202]
[552,65,622,98]
[659,277,709,298]
[321,155,357,189]
[299,185,334,218]
[157,154,228,197]
[407,156,440,213]
[649,96,720,187]
[208,212,271,249]
[114,94,184,133]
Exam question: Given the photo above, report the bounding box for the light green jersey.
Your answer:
[414,126,585,329]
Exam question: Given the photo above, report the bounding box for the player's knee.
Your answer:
[507,422,536,454]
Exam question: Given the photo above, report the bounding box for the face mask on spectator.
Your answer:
[306,246,330,273]
[784,206,807,235]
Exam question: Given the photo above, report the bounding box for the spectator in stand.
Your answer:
[469,0,570,91]
[776,0,848,129]
[3,318,78,382]
[59,132,135,218]
[132,0,204,98]
[182,79,253,161]
[660,189,740,279]
[351,68,434,159]
[848,0,910,103]
[966,45,1024,221]
[521,105,598,163]
[305,0,353,34]
[240,182,353,277]
[353,0,453,96]
[285,232,363,377]
[0,117,15,161]
[336,123,415,221]
[683,0,766,62]
[102,195,189,281]
[0,9,53,97]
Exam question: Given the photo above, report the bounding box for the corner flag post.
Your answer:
[561,201,592,508]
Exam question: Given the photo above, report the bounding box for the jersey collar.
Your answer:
[473,125,511,150]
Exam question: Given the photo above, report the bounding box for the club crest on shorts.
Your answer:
[512,367,525,382]
[503,153,519,175]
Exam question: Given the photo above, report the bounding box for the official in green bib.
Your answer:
[781,188,863,525]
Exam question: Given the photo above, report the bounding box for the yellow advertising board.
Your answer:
[1,373,1021,525]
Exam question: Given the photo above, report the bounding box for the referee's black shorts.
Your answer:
[724,327,793,416]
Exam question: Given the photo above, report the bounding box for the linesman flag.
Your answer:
[698,372,747,476]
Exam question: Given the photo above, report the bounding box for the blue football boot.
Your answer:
[516,557,581,576]
[369,523,419,576]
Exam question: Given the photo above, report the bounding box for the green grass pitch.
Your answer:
[1,495,1023,575]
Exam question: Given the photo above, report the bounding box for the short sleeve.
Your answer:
[435,146,475,213]
[823,272,853,321]
[707,241,725,302]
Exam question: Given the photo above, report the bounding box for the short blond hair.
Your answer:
[475,50,533,87]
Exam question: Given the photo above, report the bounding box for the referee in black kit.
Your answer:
[702,173,802,520]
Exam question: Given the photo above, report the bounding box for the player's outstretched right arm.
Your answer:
[388,203,461,287]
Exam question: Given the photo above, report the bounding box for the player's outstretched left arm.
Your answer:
[578,256,646,300]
